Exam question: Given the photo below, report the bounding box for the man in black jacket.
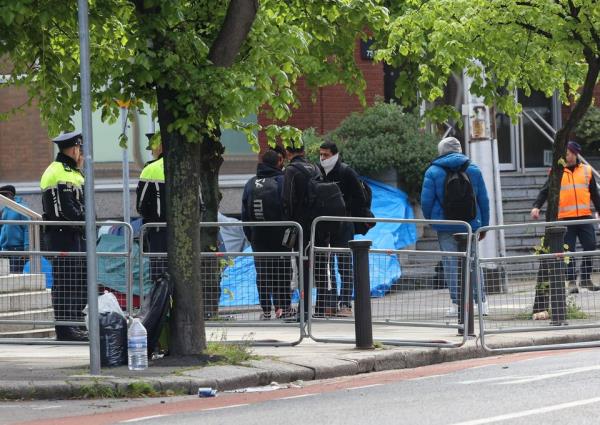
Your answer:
[242,149,293,319]
[282,143,335,318]
[319,141,368,317]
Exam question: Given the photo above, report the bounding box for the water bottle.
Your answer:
[128,318,148,370]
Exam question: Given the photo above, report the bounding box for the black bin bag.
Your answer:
[99,311,128,367]
[136,273,173,357]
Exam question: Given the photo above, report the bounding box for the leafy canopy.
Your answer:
[0,1,388,150]
[379,0,599,123]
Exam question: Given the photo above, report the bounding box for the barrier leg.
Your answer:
[546,226,567,325]
[454,233,474,337]
[349,240,373,349]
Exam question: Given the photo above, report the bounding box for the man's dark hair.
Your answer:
[319,141,338,154]
[272,144,286,158]
[285,142,305,153]
[262,149,280,168]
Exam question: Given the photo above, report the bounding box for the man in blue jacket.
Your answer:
[420,137,490,316]
[0,185,29,273]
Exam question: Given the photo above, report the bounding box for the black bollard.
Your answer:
[349,239,373,349]
[454,233,475,337]
[546,226,567,325]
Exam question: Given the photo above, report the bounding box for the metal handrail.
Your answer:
[0,194,42,272]
[521,109,600,184]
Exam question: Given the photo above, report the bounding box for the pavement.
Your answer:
[1,320,600,400]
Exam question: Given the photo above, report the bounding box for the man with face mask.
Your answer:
[318,141,368,317]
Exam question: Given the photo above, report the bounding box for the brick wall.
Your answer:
[0,86,52,182]
[258,40,384,151]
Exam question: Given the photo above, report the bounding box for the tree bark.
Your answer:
[157,85,206,355]
[199,130,225,319]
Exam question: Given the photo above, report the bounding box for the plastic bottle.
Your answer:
[127,318,148,370]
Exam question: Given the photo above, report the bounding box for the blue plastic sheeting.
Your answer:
[219,178,417,307]
[23,257,53,289]
[96,234,153,297]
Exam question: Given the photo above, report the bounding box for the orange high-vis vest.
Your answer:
[558,163,592,219]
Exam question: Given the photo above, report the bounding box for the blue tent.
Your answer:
[219,179,417,307]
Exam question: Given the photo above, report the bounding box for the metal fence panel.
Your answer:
[139,221,305,346]
[475,219,600,353]
[0,220,133,344]
[307,216,472,348]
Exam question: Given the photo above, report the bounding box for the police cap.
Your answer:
[52,131,83,150]
[145,132,161,150]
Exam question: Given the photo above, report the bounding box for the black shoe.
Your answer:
[567,281,579,294]
[579,279,600,291]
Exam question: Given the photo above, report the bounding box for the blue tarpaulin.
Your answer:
[219,178,417,307]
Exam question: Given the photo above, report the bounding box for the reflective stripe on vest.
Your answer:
[558,164,592,219]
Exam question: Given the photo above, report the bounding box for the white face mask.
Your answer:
[320,153,339,175]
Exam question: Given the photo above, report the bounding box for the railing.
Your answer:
[0,194,42,273]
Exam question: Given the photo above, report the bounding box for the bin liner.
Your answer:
[137,273,173,356]
[99,311,128,367]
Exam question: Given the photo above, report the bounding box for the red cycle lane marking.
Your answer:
[14,349,584,425]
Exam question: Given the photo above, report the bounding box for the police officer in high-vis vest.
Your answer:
[40,130,88,341]
[136,133,166,281]
[531,141,600,293]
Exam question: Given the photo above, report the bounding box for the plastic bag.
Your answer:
[84,291,128,367]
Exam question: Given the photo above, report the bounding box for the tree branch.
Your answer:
[208,0,258,67]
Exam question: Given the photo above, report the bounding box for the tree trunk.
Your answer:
[157,86,206,355]
[199,130,225,319]
[546,55,600,222]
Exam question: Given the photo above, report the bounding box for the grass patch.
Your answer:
[77,379,120,399]
[566,298,588,320]
[125,381,157,397]
[205,331,258,365]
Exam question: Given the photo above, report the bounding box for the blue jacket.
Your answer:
[420,153,490,232]
[0,196,30,250]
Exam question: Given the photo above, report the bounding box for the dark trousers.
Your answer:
[329,222,354,308]
[301,250,336,316]
[564,222,597,282]
[4,247,25,273]
[145,228,167,282]
[254,255,292,314]
[46,229,87,341]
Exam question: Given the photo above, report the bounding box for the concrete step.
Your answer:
[0,328,55,339]
[0,308,54,332]
[0,259,9,277]
[502,197,537,209]
[503,209,541,223]
[0,274,46,293]
[500,172,548,187]
[501,186,543,198]
[0,290,52,313]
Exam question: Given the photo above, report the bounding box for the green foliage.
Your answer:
[205,331,258,365]
[576,107,600,153]
[302,127,325,164]
[327,102,437,199]
[0,0,389,147]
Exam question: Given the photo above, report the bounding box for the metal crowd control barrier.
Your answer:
[475,218,600,353]
[139,221,305,346]
[307,216,473,348]
[0,220,133,344]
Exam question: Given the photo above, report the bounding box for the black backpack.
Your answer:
[291,162,346,221]
[249,176,282,221]
[339,163,376,235]
[441,162,477,221]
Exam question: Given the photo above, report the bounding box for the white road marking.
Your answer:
[120,414,168,423]
[32,405,63,410]
[458,376,525,384]
[411,374,447,381]
[448,396,600,425]
[203,403,249,411]
[347,384,383,390]
[498,365,600,385]
[280,394,317,400]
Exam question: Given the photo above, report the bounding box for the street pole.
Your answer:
[77,0,101,375]
[119,104,131,225]
[462,67,501,261]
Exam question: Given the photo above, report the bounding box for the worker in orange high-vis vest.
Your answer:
[531,141,600,294]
